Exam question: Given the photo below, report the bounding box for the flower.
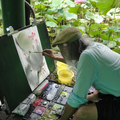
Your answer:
[75,0,86,3]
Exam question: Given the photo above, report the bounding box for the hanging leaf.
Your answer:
[46,21,57,27]
[65,0,75,7]
[96,0,119,15]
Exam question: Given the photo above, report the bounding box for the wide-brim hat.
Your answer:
[52,27,81,47]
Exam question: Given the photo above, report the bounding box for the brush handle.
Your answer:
[29,51,42,53]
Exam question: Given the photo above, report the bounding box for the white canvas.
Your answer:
[12,26,50,91]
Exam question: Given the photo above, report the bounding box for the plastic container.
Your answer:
[57,69,74,85]
[56,61,71,72]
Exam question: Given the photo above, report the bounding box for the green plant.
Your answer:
[30,0,120,53]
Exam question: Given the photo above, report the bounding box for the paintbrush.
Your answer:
[29,51,42,53]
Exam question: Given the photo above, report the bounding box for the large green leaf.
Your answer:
[117,32,120,37]
[34,1,42,8]
[102,40,117,48]
[96,0,119,15]
[90,23,108,30]
[54,15,65,22]
[85,12,94,20]
[115,38,120,42]
[57,24,71,34]
[100,24,108,29]
[89,31,99,36]
[45,14,58,24]
[100,34,109,40]
[89,0,97,7]
[113,47,120,54]
[93,13,104,23]
[47,8,58,14]
[64,10,77,20]
[68,6,80,14]
[102,40,109,45]
[107,41,117,48]
[46,21,57,27]
[65,0,75,7]
[50,0,63,7]
[85,12,104,23]
[72,21,81,26]
[109,26,120,32]
[79,29,85,34]
[90,24,100,30]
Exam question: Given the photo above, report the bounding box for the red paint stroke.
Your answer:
[32,45,34,48]
[28,32,36,40]
[35,39,38,42]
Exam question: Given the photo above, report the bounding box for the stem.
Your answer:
[108,33,111,43]
[98,28,100,41]
[89,20,91,33]
[114,7,116,26]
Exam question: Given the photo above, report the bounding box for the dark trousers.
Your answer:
[95,93,120,120]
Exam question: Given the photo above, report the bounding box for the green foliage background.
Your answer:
[0,0,120,52]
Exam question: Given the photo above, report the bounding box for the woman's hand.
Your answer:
[42,49,65,63]
[42,49,56,60]
[87,90,102,102]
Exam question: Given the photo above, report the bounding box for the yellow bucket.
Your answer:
[57,69,74,85]
[56,61,70,72]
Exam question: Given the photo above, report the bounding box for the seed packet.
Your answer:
[29,113,41,119]
[12,103,30,116]
[33,106,46,115]
[48,110,59,119]
[33,99,44,107]
[52,103,64,114]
